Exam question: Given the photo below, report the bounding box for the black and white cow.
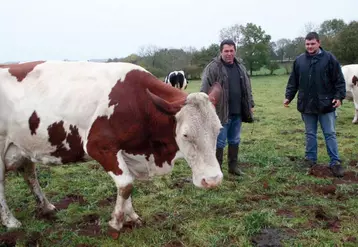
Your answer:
[164,70,188,90]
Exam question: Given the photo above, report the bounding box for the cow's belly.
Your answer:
[122,151,183,179]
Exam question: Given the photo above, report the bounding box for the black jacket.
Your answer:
[285,48,346,114]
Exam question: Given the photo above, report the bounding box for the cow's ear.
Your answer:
[147,89,186,115]
[208,82,222,106]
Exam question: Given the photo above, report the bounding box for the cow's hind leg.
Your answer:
[20,162,56,215]
[107,152,142,231]
[0,140,21,228]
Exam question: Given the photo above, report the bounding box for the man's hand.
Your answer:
[332,99,341,108]
[283,99,290,107]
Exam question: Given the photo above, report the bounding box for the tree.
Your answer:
[276,38,291,62]
[239,23,271,76]
[137,44,160,67]
[319,19,346,37]
[332,21,358,64]
[318,19,347,52]
[219,24,242,47]
[301,22,319,36]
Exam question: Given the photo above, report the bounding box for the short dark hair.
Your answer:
[220,39,236,51]
[305,32,320,41]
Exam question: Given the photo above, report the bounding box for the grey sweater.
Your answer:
[200,55,255,124]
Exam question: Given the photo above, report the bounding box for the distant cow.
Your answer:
[342,64,358,124]
[0,61,223,231]
[164,70,188,90]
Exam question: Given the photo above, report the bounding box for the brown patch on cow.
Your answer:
[87,70,188,174]
[54,194,87,210]
[352,75,358,86]
[0,61,45,82]
[28,111,40,135]
[47,121,85,163]
[120,184,133,199]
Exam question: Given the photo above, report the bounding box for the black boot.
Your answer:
[228,144,243,176]
[216,148,223,170]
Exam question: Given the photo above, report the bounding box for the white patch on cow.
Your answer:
[342,64,358,124]
[121,151,176,179]
[108,150,134,187]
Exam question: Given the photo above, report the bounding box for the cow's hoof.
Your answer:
[3,217,22,228]
[353,120,358,124]
[108,219,123,232]
[43,203,56,213]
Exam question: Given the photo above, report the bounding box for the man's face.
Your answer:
[220,44,235,64]
[305,38,320,54]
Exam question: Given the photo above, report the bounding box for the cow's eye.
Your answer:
[183,134,188,138]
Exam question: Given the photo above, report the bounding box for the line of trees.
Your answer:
[107,19,358,79]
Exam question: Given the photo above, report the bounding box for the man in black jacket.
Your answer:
[283,32,345,177]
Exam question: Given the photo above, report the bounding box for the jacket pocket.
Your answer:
[318,95,334,113]
[297,92,305,112]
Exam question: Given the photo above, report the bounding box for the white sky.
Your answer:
[1,0,357,63]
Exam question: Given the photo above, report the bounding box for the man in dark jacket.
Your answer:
[284,32,346,177]
[200,39,255,176]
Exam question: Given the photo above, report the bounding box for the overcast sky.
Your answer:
[1,0,357,63]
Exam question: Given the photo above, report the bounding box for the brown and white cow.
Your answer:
[342,64,358,124]
[0,61,223,231]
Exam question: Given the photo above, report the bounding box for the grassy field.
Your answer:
[1,75,358,247]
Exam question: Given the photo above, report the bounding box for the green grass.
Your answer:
[1,75,358,246]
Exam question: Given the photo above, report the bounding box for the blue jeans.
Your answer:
[301,111,341,166]
[217,115,242,149]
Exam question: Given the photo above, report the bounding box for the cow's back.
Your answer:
[0,61,150,164]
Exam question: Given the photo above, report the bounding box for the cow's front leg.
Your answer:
[21,162,56,215]
[108,152,142,231]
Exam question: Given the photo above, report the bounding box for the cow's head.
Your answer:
[147,82,223,188]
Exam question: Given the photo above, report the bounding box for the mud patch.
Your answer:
[0,230,26,247]
[276,209,295,218]
[333,171,358,184]
[313,206,341,232]
[170,177,192,189]
[251,228,283,247]
[348,160,358,167]
[97,195,116,207]
[54,194,87,210]
[25,232,42,247]
[309,165,332,178]
[70,214,101,237]
[245,195,270,202]
[287,155,299,162]
[314,184,336,195]
[153,212,169,222]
